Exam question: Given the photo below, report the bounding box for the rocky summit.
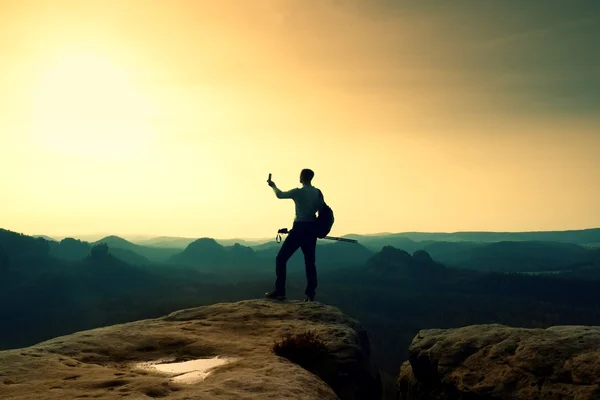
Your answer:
[0,300,381,400]
[398,324,600,400]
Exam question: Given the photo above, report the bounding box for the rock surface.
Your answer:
[0,300,381,399]
[398,324,600,400]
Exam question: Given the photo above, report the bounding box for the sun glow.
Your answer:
[29,52,157,162]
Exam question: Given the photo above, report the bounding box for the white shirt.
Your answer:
[274,185,324,222]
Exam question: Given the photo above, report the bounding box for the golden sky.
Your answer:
[1,0,599,239]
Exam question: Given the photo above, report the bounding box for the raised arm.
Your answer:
[267,174,298,199]
[272,185,298,199]
[267,177,297,199]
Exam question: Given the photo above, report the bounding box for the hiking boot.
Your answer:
[303,294,315,302]
[265,291,286,301]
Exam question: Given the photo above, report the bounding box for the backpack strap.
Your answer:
[317,189,325,211]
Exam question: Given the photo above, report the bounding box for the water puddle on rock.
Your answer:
[136,356,235,383]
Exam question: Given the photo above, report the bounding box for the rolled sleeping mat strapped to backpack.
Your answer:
[275,228,357,243]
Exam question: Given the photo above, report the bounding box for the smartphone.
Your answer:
[268,173,272,182]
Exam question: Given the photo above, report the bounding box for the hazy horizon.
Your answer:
[17,225,600,245]
[2,1,599,238]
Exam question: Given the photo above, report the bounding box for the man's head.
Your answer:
[300,168,315,185]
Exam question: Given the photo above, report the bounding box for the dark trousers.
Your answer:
[275,221,318,296]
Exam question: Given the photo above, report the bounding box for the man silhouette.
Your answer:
[265,169,324,302]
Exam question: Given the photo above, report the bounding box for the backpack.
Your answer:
[315,190,334,239]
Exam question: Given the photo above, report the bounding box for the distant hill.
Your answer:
[337,236,598,274]
[48,237,152,266]
[216,238,270,247]
[108,247,152,266]
[426,241,592,273]
[32,235,56,242]
[49,238,90,261]
[251,240,283,252]
[133,236,270,249]
[365,247,447,278]
[341,234,422,253]
[133,236,198,249]
[169,237,229,267]
[168,238,262,271]
[421,241,485,264]
[0,228,53,273]
[344,228,600,248]
[93,236,179,262]
[61,233,114,242]
[316,241,374,268]
[93,235,136,248]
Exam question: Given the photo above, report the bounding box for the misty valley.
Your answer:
[2,227,600,383]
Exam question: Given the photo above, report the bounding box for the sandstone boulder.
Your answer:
[398,324,600,400]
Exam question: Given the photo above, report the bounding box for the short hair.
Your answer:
[301,168,315,182]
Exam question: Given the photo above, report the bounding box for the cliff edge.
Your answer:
[0,300,381,399]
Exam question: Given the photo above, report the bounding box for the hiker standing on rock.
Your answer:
[265,169,324,302]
